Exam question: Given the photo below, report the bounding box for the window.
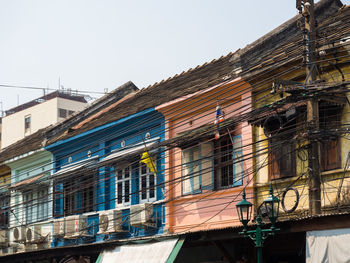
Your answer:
[139,163,156,202]
[59,108,67,118]
[320,105,342,171]
[0,196,9,228]
[24,115,31,133]
[267,115,297,180]
[269,134,296,179]
[116,167,131,206]
[68,110,75,116]
[0,175,6,184]
[63,174,95,216]
[37,188,48,221]
[182,142,214,194]
[14,195,20,223]
[215,135,243,188]
[23,188,49,223]
[23,191,33,224]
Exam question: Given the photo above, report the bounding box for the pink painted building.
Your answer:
[156,77,253,233]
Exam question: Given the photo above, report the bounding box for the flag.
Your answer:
[214,103,225,140]
[214,104,225,124]
[140,151,157,173]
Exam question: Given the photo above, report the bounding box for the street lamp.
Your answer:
[236,185,280,263]
[263,184,280,230]
[236,189,253,231]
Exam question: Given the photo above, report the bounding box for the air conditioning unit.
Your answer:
[53,218,65,237]
[98,209,123,234]
[12,226,25,242]
[64,215,88,238]
[25,225,42,243]
[130,203,154,227]
[0,230,8,246]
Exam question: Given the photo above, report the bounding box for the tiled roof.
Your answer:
[0,128,47,163]
[233,0,345,80]
[52,53,235,142]
[0,0,346,163]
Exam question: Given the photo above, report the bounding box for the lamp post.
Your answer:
[236,185,280,263]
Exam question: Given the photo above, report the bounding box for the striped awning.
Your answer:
[96,238,184,263]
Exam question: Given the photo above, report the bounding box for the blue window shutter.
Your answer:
[233,135,243,186]
[131,163,139,205]
[54,183,63,217]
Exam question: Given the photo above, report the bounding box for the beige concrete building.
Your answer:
[1,91,87,149]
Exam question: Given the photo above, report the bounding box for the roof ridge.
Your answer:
[141,51,237,92]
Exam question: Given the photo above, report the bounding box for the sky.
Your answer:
[0,0,349,112]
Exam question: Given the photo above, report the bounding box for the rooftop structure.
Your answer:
[1,91,88,149]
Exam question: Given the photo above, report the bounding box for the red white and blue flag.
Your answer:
[214,104,225,139]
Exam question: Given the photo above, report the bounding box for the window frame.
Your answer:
[319,104,342,171]
[58,108,67,118]
[24,115,31,134]
[23,190,34,224]
[214,134,243,189]
[115,166,132,207]
[268,135,296,180]
[37,188,49,221]
[63,173,96,216]
[0,196,9,228]
[139,162,157,203]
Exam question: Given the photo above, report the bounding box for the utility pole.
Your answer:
[297,0,321,215]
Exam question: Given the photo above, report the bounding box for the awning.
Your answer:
[54,156,99,176]
[306,228,350,263]
[248,101,307,126]
[96,238,184,263]
[9,173,47,190]
[100,138,159,166]
[249,94,347,126]
[160,117,238,149]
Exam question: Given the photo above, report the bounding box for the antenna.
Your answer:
[0,101,3,117]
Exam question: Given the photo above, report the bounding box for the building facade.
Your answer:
[6,149,53,253]
[45,107,165,248]
[156,77,253,234]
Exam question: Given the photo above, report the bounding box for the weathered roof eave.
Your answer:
[230,0,344,80]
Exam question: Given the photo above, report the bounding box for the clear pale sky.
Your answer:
[0,0,349,111]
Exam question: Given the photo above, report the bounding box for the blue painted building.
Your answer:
[45,107,165,247]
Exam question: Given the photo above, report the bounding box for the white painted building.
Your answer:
[1,92,87,149]
[5,149,54,252]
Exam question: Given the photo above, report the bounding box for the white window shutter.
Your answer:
[182,150,192,194]
[201,142,214,189]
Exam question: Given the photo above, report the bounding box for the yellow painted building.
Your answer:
[244,4,350,220]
